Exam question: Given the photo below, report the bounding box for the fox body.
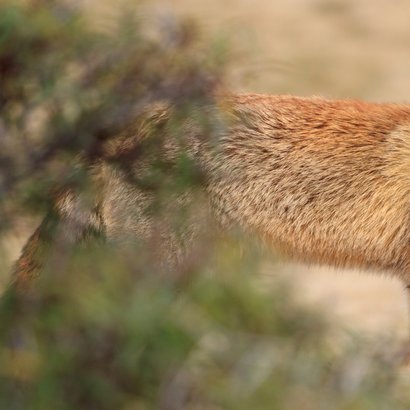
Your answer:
[13,94,410,292]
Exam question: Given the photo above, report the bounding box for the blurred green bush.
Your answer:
[0,1,409,409]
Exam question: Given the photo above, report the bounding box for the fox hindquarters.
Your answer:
[12,94,410,311]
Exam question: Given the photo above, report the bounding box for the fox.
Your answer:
[11,93,410,315]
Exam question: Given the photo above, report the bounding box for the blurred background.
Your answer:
[128,0,410,341]
[1,0,410,408]
[5,0,410,340]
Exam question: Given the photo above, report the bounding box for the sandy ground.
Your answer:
[275,264,408,341]
[164,0,410,101]
[4,0,410,342]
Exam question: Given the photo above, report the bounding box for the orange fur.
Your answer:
[208,95,410,280]
[12,94,410,291]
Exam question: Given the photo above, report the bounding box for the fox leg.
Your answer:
[11,190,105,292]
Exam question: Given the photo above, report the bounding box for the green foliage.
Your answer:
[0,1,409,409]
[1,239,409,409]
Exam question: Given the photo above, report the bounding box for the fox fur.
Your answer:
[12,94,410,291]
